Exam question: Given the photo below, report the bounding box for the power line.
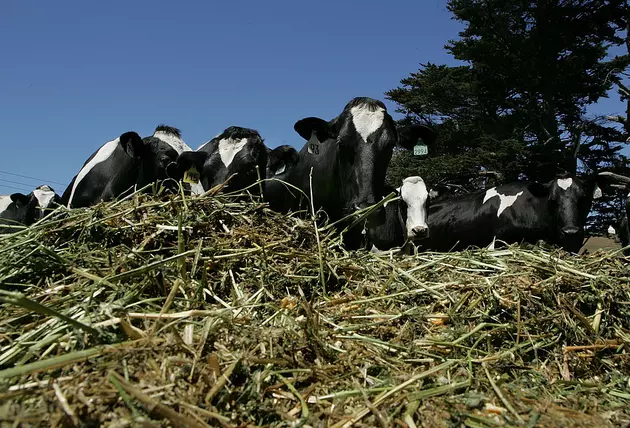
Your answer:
[0,169,66,186]
[0,178,37,190]
[0,183,34,193]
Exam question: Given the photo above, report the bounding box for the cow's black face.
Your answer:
[547,176,599,252]
[196,127,268,193]
[0,193,39,233]
[137,139,179,191]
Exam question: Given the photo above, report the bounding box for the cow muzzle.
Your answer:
[561,227,580,237]
[409,226,429,240]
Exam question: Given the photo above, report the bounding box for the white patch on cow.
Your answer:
[33,186,56,208]
[0,196,12,214]
[483,188,499,204]
[608,225,616,235]
[350,105,385,143]
[399,176,429,239]
[275,164,286,175]
[557,178,573,190]
[154,130,191,154]
[592,184,602,199]
[218,138,248,168]
[487,237,496,251]
[67,138,120,208]
[483,187,524,217]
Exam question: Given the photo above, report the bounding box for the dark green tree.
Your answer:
[386,0,629,192]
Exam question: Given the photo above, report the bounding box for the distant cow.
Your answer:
[616,193,630,255]
[0,185,60,234]
[264,145,300,212]
[271,97,436,249]
[61,125,198,208]
[174,126,268,194]
[424,174,614,254]
[366,176,431,252]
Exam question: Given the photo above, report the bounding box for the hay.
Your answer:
[0,188,629,427]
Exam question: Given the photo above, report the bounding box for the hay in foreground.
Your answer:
[0,189,629,427]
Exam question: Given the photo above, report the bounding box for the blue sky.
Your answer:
[0,1,627,196]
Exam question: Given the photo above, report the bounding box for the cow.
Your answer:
[264,145,300,212]
[0,184,60,234]
[366,176,431,253]
[174,126,268,195]
[271,97,436,249]
[423,173,615,254]
[31,185,61,220]
[615,193,630,255]
[0,193,38,234]
[61,125,199,208]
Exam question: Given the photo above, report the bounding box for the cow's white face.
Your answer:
[33,186,56,209]
[399,176,429,240]
[351,105,385,143]
[218,137,249,168]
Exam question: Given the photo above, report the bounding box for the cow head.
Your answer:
[266,145,299,178]
[0,193,39,233]
[529,173,602,253]
[396,176,430,241]
[31,185,61,220]
[294,97,436,217]
[138,126,187,192]
[185,126,267,193]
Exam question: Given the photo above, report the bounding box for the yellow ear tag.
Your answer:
[183,166,200,184]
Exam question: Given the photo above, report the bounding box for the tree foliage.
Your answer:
[386,0,630,231]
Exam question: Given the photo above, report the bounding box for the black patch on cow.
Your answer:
[294,117,334,141]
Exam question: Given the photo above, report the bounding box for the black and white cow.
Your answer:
[424,174,609,254]
[0,185,60,234]
[272,97,436,249]
[174,126,268,194]
[615,192,630,255]
[366,176,431,252]
[0,193,38,234]
[61,125,199,208]
[264,145,300,212]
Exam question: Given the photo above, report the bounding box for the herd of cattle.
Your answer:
[2,96,630,255]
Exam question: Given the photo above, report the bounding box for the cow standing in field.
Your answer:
[366,176,431,253]
[424,174,614,254]
[267,97,436,249]
[61,125,199,208]
[174,126,268,195]
[0,184,61,234]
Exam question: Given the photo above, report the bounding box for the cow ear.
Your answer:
[528,182,550,198]
[10,193,31,206]
[294,117,333,141]
[175,151,209,178]
[397,124,437,150]
[268,146,299,171]
[120,132,146,159]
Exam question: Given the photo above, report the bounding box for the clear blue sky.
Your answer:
[0,1,627,195]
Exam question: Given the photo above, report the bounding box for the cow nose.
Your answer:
[561,227,580,236]
[411,226,429,239]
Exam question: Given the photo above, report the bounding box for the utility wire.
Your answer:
[0,169,66,186]
[0,178,37,190]
[0,183,34,193]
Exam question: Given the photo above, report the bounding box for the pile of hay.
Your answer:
[0,189,629,427]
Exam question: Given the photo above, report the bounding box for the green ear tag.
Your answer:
[307,132,321,155]
[183,166,200,184]
[413,140,428,156]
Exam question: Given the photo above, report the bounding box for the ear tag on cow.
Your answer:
[413,140,428,156]
[307,132,321,155]
[183,166,200,184]
[593,184,602,199]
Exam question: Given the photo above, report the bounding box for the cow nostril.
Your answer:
[411,226,429,239]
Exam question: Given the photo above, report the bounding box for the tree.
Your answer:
[386,0,630,231]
